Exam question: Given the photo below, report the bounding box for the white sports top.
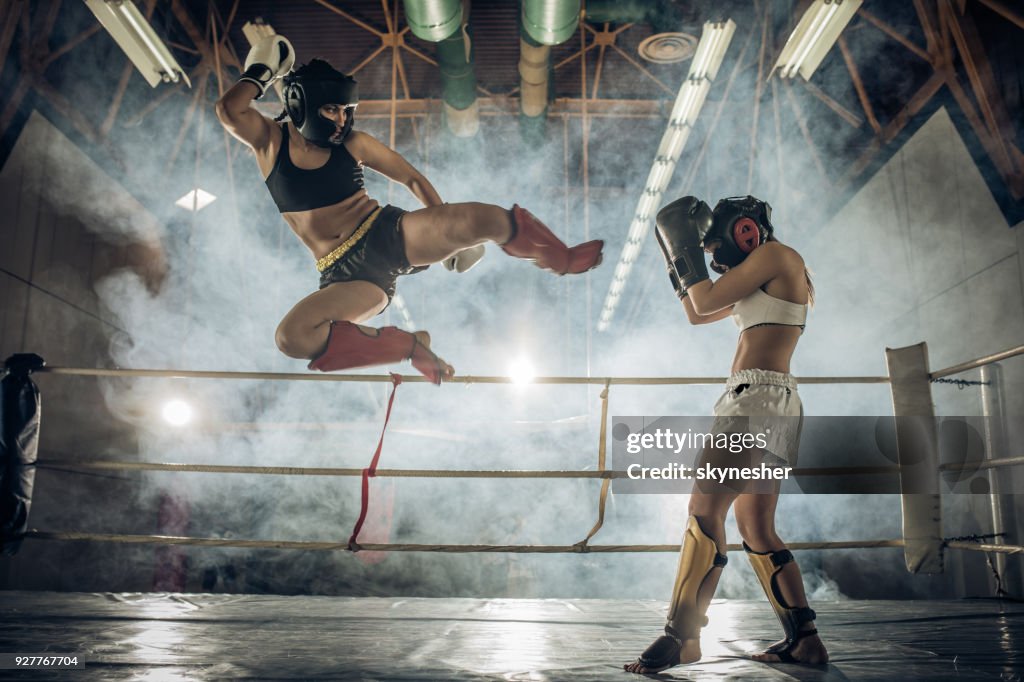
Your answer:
[732,287,808,332]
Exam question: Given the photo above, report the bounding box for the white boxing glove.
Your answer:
[239,35,295,99]
[443,244,486,273]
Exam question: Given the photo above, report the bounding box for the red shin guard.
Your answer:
[308,321,445,385]
[501,205,604,275]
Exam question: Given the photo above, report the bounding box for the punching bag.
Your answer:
[1,353,43,555]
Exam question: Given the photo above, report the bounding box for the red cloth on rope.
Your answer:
[348,372,402,550]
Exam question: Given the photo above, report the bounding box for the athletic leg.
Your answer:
[401,202,603,274]
[624,470,737,674]
[276,280,453,383]
[734,492,828,665]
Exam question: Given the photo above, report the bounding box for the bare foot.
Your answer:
[411,331,455,382]
[750,631,828,665]
[623,637,701,674]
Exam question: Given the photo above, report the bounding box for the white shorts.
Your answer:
[711,369,803,466]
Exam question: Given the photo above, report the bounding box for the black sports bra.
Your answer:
[265,125,365,213]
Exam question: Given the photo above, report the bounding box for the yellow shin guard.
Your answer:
[666,515,729,638]
[744,543,817,655]
[638,516,727,669]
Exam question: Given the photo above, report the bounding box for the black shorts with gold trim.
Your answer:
[316,204,428,305]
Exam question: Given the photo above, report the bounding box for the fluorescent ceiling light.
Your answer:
[175,188,216,212]
[669,79,711,127]
[689,20,735,80]
[597,20,735,332]
[772,0,862,80]
[85,0,191,88]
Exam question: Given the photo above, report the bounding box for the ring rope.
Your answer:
[20,343,1023,386]
[21,532,1024,555]
[33,366,889,385]
[20,346,1023,565]
[946,541,1024,556]
[21,532,907,553]
[938,456,1024,472]
[930,343,1024,380]
[35,460,908,478]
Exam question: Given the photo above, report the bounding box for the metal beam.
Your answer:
[799,78,863,128]
[914,0,944,61]
[312,0,385,38]
[783,80,829,183]
[837,35,881,134]
[609,43,675,97]
[940,0,1021,194]
[170,0,239,78]
[837,72,944,193]
[163,76,207,175]
[0,0,24,80]
[100,61,134,138]
[858,8,931,63]
[770,76,785,198]
[0,74,31,136]
[976,0,1024,32]
[41,24,102,68]
[747,1,770,193]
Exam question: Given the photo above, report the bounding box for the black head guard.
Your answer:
[283,59,358,147]
[704,196,774,271]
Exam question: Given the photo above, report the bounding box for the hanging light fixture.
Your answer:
[597,20,736,332]
[772,0,863,81]
[85,0,191,88]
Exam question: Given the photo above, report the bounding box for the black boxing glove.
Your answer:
[656,196,712,289]
[654,228,687,300]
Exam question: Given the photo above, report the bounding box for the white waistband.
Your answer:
[725,369,797,390]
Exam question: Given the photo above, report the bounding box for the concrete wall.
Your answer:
[0,111,166,591]
[800,107,1023,599]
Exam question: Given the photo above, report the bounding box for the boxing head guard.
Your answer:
[283,59,358,147]
[704,196,774,272]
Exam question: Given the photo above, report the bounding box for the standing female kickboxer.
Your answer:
[624,195,828,673]
[215,36,603,383]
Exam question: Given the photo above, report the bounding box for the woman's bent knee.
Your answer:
[275,325,312,359]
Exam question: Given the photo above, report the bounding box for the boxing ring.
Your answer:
[1,342,1022,679]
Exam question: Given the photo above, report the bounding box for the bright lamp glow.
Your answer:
[598,20,736,332]
[85,0,191,88]
[161,399,193,426]
[773,0,863,80]
[175,188,217,212]
[508,357,535,385]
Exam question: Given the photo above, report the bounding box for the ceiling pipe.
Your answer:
[518,0,581,144]
[403,0,479,137]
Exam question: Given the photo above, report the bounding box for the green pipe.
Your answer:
[436,27,476,111]
[521,0,581,46]
[404,1,479,136]
[403,0,462,42]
